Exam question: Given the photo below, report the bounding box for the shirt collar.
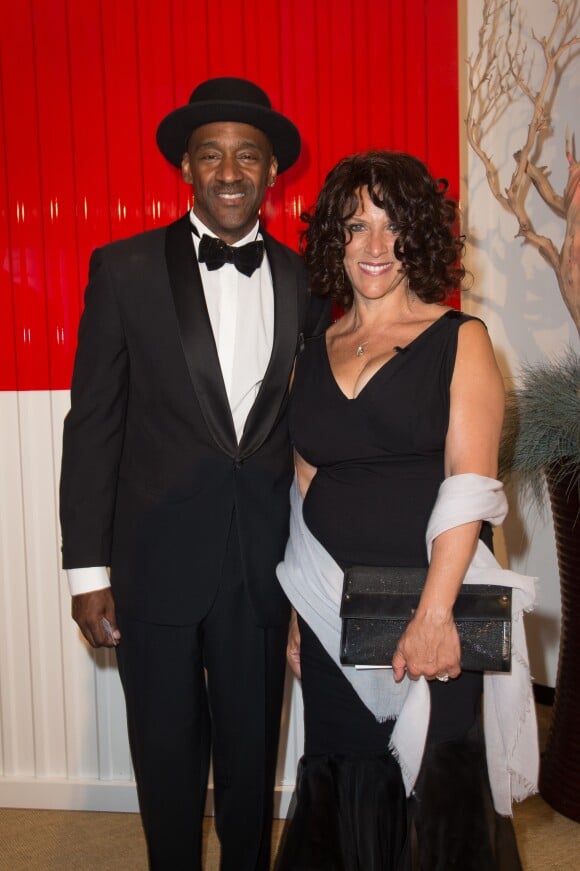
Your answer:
[189,209,261,247]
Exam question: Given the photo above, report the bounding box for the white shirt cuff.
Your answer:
[67,566,111,596]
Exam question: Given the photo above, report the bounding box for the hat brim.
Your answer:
[156,100,301,173]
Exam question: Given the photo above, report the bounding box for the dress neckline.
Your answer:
[324,309,459,402]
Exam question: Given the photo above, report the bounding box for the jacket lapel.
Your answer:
[165,214,238,457]
[238,230,299,459]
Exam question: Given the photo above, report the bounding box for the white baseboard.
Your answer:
[0,777,295,818]
[0,777,140,812]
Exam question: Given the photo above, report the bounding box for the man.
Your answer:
[60,77,328,870]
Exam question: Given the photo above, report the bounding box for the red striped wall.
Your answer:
[0,0,459,391]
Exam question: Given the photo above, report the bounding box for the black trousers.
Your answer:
[116,525,288,871]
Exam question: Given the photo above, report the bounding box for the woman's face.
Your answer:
[343,188,405,301]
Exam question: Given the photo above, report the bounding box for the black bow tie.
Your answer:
[197,233,264,278]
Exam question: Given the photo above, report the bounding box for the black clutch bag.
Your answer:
[339,565,512,672]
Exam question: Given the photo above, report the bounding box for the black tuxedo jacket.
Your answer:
[60,213,328,626]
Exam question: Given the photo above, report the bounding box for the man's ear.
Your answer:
[268,156,278,188]
[181,152,193,184]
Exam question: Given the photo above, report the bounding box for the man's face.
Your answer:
[181,121,278,244]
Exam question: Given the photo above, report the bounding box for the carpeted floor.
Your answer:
[0,705,578,870]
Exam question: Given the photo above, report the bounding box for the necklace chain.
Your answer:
[355,338,402,357]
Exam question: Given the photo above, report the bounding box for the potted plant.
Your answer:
[499,350,579,505]
[466,0,580,820]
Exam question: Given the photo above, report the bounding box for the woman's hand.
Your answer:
[287,610,302,679]
[391,606,461,683]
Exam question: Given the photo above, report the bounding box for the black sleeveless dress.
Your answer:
[275,311,521,870]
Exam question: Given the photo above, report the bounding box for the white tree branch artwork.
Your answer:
[466,0,580,333]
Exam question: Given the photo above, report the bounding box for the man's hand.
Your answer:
[71,587,121,648]
[287,610,301,679]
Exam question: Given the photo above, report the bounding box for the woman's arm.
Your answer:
[295,449,318,498]
[392,320,505,681]
[287,609,302,679]
[287,450,319,676]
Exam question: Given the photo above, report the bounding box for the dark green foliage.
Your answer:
[499,349,580,506]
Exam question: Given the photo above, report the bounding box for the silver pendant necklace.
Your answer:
[355,340,369,357]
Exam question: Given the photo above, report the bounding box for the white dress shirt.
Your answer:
[68,210,275,596]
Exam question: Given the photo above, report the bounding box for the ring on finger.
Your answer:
[436,673,449,683]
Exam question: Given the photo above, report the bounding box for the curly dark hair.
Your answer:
[300,150,465,308]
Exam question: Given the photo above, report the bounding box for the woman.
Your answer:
[275,151,537,870]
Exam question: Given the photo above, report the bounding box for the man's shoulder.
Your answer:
[262,228,303,266]
[262,231,308,295]
[94,216,186,261]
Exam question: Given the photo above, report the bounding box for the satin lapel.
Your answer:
[239,231,299,459]
[165,215,237,457]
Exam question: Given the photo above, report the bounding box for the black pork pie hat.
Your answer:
[156,77,301,173]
